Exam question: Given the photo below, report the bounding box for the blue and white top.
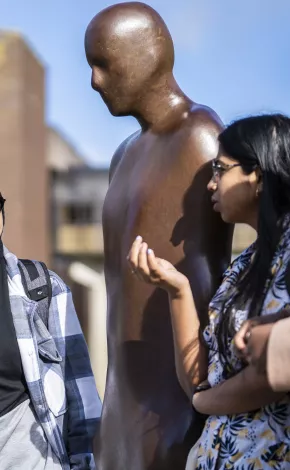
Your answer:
[194,216,290,469]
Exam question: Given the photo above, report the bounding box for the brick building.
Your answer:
[0,31,49,263]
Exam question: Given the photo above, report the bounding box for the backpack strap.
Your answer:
[18,259,52,328]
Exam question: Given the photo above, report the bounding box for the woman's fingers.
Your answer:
[147,249,161,280]
[127,237,154,282]
[127,237,162,285]
[234,321,251,356]
[127,236,143,272]
[137,242,150,279]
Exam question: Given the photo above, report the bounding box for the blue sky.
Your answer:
[1,0,290,166]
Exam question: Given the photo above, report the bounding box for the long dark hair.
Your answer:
[217,114,290,364]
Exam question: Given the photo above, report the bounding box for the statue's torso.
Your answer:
[98,110,224,470]
[103,123,205,331]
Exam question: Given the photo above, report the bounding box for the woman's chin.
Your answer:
[213,205,234,224]
[220,212,232,224]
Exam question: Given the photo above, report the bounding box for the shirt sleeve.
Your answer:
[62,288,102,469]
[267,317,290,392]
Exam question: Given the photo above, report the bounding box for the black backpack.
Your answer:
[18,259,52,328]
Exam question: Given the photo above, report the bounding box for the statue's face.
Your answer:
[85,27,149,117]
[84,11,169,117]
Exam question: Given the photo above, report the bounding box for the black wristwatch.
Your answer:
[192,383,211,416]
[193,383,211,395]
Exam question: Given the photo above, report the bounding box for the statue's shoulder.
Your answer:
[178,103,224,163]
[109,130,140,183]
[187,103,224,133]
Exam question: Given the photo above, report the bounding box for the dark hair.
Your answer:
[217,114,290,364]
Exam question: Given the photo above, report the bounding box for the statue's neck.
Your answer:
[132,75,193,133]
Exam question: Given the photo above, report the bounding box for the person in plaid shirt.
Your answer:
[0,195,101,469]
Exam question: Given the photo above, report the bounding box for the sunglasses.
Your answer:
[212,159,242,183]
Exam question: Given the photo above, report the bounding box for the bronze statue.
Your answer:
[85,3,233,469]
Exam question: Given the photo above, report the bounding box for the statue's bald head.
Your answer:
[85,2,174,116]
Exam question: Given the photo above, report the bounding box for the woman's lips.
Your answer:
[212,200,219,211]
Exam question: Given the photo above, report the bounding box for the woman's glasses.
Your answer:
[212,159,241,183]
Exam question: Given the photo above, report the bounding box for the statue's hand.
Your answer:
[127,236,189,295]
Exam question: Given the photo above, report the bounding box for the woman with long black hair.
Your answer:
[128,114,290,469]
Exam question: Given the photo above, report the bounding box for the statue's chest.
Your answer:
[103,142,177,229]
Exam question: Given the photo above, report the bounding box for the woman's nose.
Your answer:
[207,177,217,192]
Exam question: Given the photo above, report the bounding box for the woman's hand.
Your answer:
[234,308,290,371]
[127,236,189,296]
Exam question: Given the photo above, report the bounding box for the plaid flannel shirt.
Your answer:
[4,246,101,469]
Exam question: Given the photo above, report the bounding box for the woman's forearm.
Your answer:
[193,364,285,415]
[169,282,208,398]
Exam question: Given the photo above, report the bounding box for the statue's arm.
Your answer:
[109,143,124,184]
[109,131,140,183]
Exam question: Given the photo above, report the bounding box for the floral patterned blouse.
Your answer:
[193,217,290,469]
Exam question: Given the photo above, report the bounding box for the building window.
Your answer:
[62,204,94,225]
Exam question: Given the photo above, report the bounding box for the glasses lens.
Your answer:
[212,161,222,181]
